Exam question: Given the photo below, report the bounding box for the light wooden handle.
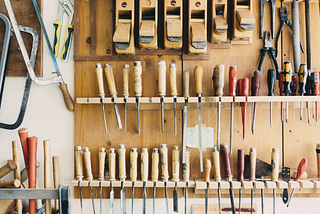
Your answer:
[44,140,52,214]
[59,83,74,111]
[133,61,142,97]
[104,64,118,97]
[95,63,105,97]
[130,148,138,182]
[212,148,221,181]
[123,64,130,97]
[12,141,22,214]
[151,148,159,182]
[118,144,126,181]
[213,64,224,96]
[159,144,169,181]
[27,136,37,214]
[74,146,83,180]
[194,65,203,95]
[52,156,59,214]
[109,148,116,181]
[169,63,178,97]
[99,148,106,180]
[172,146,180,182]
[18,128,29,169]
[271,148,279,182]
[249,147,256,181]
[204,159,211,183]
[183,71,190,98]
[141,148,149,182]
[317,144,320,180]
[0,179,21,188]
[158,61,166,97]
[182,150,190,182]
[83,147,93,181]
[0,160,17,179]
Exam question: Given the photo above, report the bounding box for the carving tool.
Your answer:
[123,64,129,135]
[152,148,159,214]
[316,144,320,181]
[104,64,122,129]
[118,144,127,214]
[279,72,285,123]
[133,61,142,134]
[130,148,138,214]
[282,61,293,123]
[229,66,237,154]
[251,70,261,134]
[290,75,297,123]
[195,65,204,171]
[238,149,244,214]
[239,78,249,143]
[287,158,308,207]
[313,71,319,122]
[267,69,275,127]
[204,159,211,214]
[221,144,236,214]
[141,148,148,214]
[182,150,190,214]
[98,148,106,214]
[212,147,222,214]
[12,141,22,214]
[170,63,178,135]
[159,144,169,214]
[83,147,96,214]
[27,136,38,214]
[74,146,84,214]
[109,148,116,214]
[249,147,256,214]
[52,156,59,214]
[95,63,108,135]
[158,61,166,133]
[182,71,189,163]
[213,64,224,150]
[172,146,180,212]
[44,140,52,214]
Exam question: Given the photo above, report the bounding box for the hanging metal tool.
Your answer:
[182,150,190,214]
[238,149,244,214]
[159,144,169,214]
[130,148,138,214]
[212,147,222,214]
[229,66,237,154]
[74,146,84,214]
[306,70,312,124]
[98,148,106,214]
[282,167,290,204]
[158,61,166,133]
[182,71,189,163]
[271,148,280,214]
[109,148,116,214]
[172,146,180,213]
[267,69,275,127]
[95,63,108,135]
[260,0,276,39]
[282,61,293,123]
[118,144,127,214]
[170,63,178,135]
[249,147,256,214]
[151,148,159,214]
[83,147,96,214]
[141,148,148,214]
[292,0,300,74]
[204,159,211,214]
[251,70,261,134]
[133,61,142,134]
[123,64,129,135]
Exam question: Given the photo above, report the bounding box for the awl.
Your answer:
[158,61,166,133]
[170,63,178,135]
[118,144,127,214]
[141,148,149,214]
[251,70,261,134]
[98,147,106,214]
[133,61,142,133]
[239,78,249,143]
[123,64,130,135]
[212,147,222,214]
[95,63,108,135]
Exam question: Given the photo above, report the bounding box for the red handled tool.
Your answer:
[251,70,261,134]
[28,136,38,214]
[229,66,237,154]
[238,78,249,143]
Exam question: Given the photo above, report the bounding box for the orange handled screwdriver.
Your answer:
[229,66,237,154]
[239,78,249,143]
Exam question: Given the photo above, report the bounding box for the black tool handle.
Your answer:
[298,64,307,94]
[290,75,297,96]
[270,48,280,80]
[267,69,275,96]
[306,70,312,95]
[258,49,267,72]
[282,61,293,95]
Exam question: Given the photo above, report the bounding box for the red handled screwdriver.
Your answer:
[229,66,237,154]
[239,78,249,143]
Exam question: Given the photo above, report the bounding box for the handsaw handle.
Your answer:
[59,83,74,111]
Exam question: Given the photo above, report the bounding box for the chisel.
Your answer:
[282,61,293,123]
[195,65,204,171]
[104,64,122,129]
[172,146,180,213]
[118,144,127,214]
[213,64,224,150]
[109,148,116,214]
[182,71,190,163]
[123,64,130,135]
[98,148,106,214]
[159,144,169,214]
[249,148,256,214]
[170,63,178,135]
[27,136,38,214]
[239,78,249,143]
[43,140,52,214]
[52,156,59,214]
[141,148,149,214]
[204,159,211,214]
[133,61,142,134]
[212,147,222,214]
[238,149,244,214]
[83,147,96,214]
[95,63,108,134]
[74,146,84,214]
[267,69,275,127]
[229,66,237,154]
[105,150,109,180]
[151,148,159,214]
[221,144,236,214]
[158,61,166,133]
[130,148,138,214]
[313,71,319,122]
[271,148,279,214]
[251,70,261,134]
[290,76,297,124]
[182,150,190,214]
[12,141,22,214]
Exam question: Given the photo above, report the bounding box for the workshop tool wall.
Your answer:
[72,0,320,202]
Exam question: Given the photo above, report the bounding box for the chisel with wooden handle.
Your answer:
[182,71,189,163]
[170,63,178,135]
[133,61,142,134]
[158,61,166,133]
[95,63,108,135]
[212,147,221,214]
[152,148,159,214]
[83,147,96,214]
[130,148,138,214]
[12,141,22,214]
[249,147,256,214]
[204,159,211,214]
[118,144,127,214]
[28,136,38,214]
[123,64,129,135]
[141,148,148,214]
[44,140,52,214]
[98,148,106,214]
[195,65,203,171]
[172,146,180,213]
[109,148,116,214]
[229,66,237,154]
[52,156,59,214]
[75,146,84,214]
[182,150,190,214]
[160,144,169,214]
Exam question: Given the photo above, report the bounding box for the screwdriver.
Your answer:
[251,70,261,134]
[195,65,204,171]
[170,63,178,135]
[95,63,108,135]
[279,72,285,123]
[267,69,275,127]
[158,61,166,133]
[182,71,190,163]
[130,148,138,214]
[282,61,293,123]
[313,71,319,122]
[229,66,237,154]
[133,61,142,134]
[123,64,129,135]
[239,78,249,143]
[298,64,307,121]
[290,75,297,124]
[306,69,312,124]
[104,64,122,129]
[238,149,244,214]
[213,64,224,151]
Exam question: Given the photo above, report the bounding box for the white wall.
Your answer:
[0,1,319,213]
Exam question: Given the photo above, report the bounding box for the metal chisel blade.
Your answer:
[90,186,96,214]
[137,100,140,134]
[173,183,178,212]
[229,186,236,214]
[184,185,188,214]
[114,103,122,129]
[218,183,222,214]
[165,182,169,214]
[174,99,177,135]
[205,186,208,214]
[109,184,114,214]
[153,182,156,214]
[198,100,203,172]
[230,102,234,154]
[100,184,103,214]
[101,102,108,135]
[80,186,84,214]
[182,102,188,164]
[131,182,135,214]
[143,182,147,214]
[120,182,126,214]
[161,99,164,133]
[125,100,127,135]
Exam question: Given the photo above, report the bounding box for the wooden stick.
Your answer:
[0,179,21,188]
[0,160,16,179]
[53,156,59,214]
[12,141,22,214]
[44,140,52,214]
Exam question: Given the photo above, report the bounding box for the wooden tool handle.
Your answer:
[74,146,83,180]
[220,144,232,181]
[212,147,221,181]
[0,179,21,188]
[27,136,37,214]
[83,147,93,181]
[130,148,138,182]
[20,162,40,184]
[118,144,126,181]
[182,150,190,182]
[204,159,211,183]
[104,64,118,97]
[172,146,180,182]
[151,148,159,182]
[59,83,74,111]
[183,71,190,98]
[317,144,320,180]
[133,61,142,97]
[249,147,256,181]
[159,144,169,181]
[95,63,105,97]
[18,128,29,169]
[271,148,280,181]
[109,148,116,181]
[239,77,249,97]
[229,66,237,97]
[12,141,22,214]
[252,70,261,96]
[158,60,166,97]
[213,64,224,96]
[194,65,203,96]
[123,64,130,97]
[0,160,17,179]
[237,149,244,182]
[43,140,52,214]
[141,148,149,182]
[99,148,106,180]
[52,156,59,214]
[294,158,308,182]
[169,63,178,97]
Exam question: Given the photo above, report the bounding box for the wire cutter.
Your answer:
[275,6,304,58]
[258,31,280,80]
[53,0,74,62]
[260,0,276,39]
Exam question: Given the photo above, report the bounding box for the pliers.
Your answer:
[275,6,304,58]
[260,0,276,39]
[258,31,280,80]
